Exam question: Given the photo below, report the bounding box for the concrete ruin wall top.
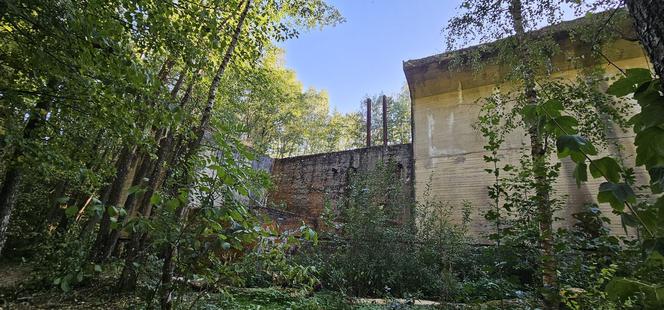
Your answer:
[267,144,413,231]
[403,19,650,238]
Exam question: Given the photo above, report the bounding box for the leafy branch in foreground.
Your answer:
[553,68,664,307]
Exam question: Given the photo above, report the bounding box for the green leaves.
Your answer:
[634,127,664,169]
[300,224,318,245]
[589,157,622,183]
[606,68,652,97]
[556,135,597,163]
[522,99,577,137]
[106,205,126,229]
[547,115,578,137]
[649,167,664,194]
[606,277,664,308]
[64,205,79,218]
[150,193,161,206]
[572,161,588,187]
[556,137,626,195]
[127,185,145,195]
[618,75,664,196]
[164,198,181,212]
[631,81,664,132]
[633,78,664,108]
[563,154,636,214]
[56,197,70,204]
[221,242,232,250]
[598,182,636,213]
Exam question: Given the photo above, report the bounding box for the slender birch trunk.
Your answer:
[159,2,252,308]
[508,0,558,308]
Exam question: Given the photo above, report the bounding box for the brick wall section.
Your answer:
[267,144,413,231]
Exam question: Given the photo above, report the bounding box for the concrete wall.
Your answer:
[404,32,650,239]
[267,144,413,231]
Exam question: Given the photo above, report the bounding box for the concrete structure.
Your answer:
[258,16,650,240]
[403,18,650,237]
[266,144,413,231]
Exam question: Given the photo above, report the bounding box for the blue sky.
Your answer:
[279,0,459,113]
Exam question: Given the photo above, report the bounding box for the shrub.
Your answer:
[315,161,483,301]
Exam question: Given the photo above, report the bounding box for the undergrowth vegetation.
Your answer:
[2,0,664,309]
[316,162,475,300]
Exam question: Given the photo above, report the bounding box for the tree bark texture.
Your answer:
[626,0,664,80]
[91,57,181,261]
[90,147,137,262]
[113,77,191,256]
[102,155,152,260]
[79,185,112,239]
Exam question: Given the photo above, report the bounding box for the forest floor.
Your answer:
[0,260,139,309]
[0,261,433,310]
[0,261,30,292]
[1,285,440,309]
[0,261,520,309]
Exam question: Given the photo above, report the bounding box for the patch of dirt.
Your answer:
[1,285,141,309]
[1,291,141,310]
[0,262,140,310]
[355,297,440,306]
[0,261,31,290]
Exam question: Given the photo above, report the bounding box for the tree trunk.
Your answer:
[159,245,177,309]
[157,57,176,89]
[44,181,68,232]
[187,0,251,156]
[159,2,252,308]
[0,167,21,256]
[508,0,558,309]
[626,0,664,80]
[117,76,198,293]
[104,68,189,258]
[79,185,112,239]
[102,154,151,260]
[90,57,179,261]
[117,224,147,292]
[90,146,137,262]
[158,206,187,310]
[0,86,54,256]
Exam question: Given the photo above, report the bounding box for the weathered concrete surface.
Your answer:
[404,22,650,239]
[267,144,413,231]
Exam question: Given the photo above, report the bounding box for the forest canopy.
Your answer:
[1,0,664,309]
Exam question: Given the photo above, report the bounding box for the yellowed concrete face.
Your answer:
[406,39,651,240]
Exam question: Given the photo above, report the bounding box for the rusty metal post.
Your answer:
[382,95,388,147]
[366,98,372,147]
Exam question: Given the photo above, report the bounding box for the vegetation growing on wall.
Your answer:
[447,0,664,308]
[2,0,664,309]
[316,162,473,300]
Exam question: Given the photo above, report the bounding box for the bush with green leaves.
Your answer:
[231,225,321,293]
[550,69,664,308]
[313,161,502,302]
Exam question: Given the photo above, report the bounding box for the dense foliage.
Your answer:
[2,0,664,309]
[445,0,664,308]
[0,0,343,308]
[315,162,473,300]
